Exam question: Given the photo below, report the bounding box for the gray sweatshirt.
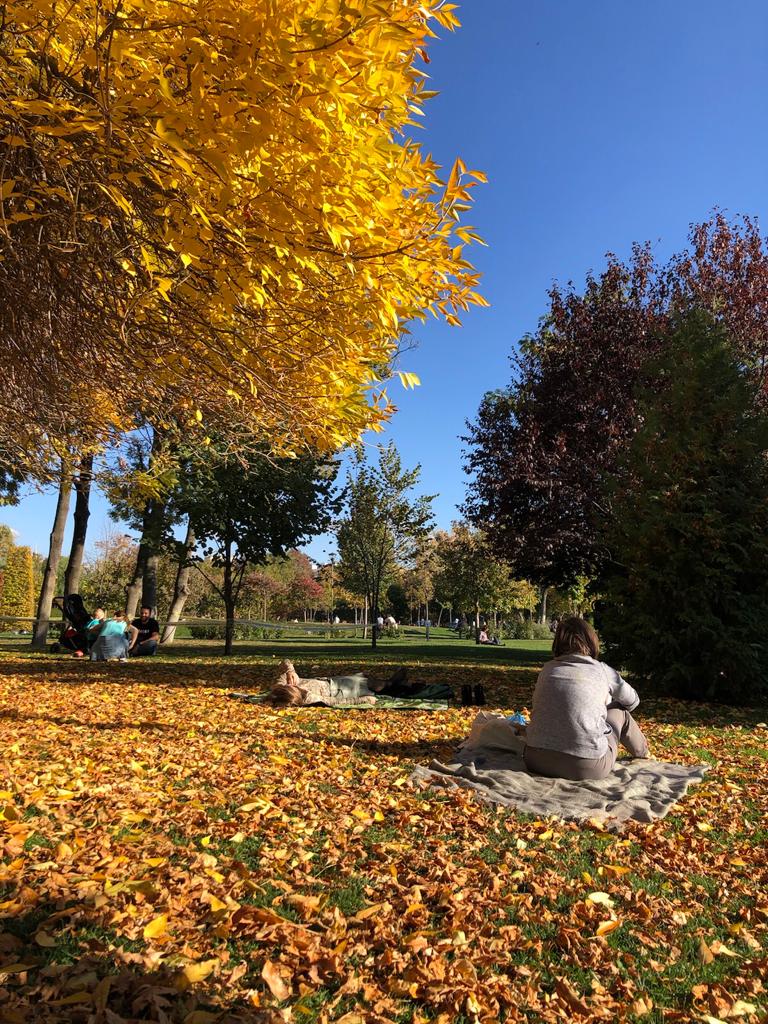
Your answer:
[525,654,640,759]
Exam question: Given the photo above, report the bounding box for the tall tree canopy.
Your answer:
[0,0,485,476]
[601,312,768,703]
[336,444,434,647]
[463,214,768,588]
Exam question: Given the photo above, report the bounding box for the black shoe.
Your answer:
[461,684,473,706]
[474,685,486,706]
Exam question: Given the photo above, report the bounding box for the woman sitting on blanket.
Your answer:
[523,617,649,781]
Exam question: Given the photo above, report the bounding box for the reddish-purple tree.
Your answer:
[463,214,768,586]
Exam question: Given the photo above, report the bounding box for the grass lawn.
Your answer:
[0,637,766,1023]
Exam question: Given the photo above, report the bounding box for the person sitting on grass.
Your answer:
[478,627,502,646]
[130,605,160,657]
[90,611,138,662]
[523,616,649,781]
[81,607,106,656]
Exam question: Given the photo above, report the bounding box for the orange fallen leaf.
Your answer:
[697,938,714,964]
[595,919,620,937]
[261,959,290,1001]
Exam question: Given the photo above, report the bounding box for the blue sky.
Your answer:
[3,0,767,560]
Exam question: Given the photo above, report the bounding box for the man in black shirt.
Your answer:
[130,605,160,656]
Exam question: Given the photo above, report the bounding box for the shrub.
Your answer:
[188,623,225,640]
[501,620,552,641]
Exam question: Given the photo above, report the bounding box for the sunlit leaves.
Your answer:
[0,651,766,1022]
[0,0,485,473]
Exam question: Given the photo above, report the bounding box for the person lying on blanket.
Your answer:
[269,662,438,706]
[270,660,377,706]
[523,616,650,781]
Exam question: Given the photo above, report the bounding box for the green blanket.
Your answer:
[226,684,451,711]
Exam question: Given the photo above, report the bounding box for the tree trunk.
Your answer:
[63,454,93,597]
[539,586,549,624]
[142,550,160,617]
[124,496,166,618]
[370,588,379,649]
[32,462,72,649]
[124,545,147,620]
[161,521,196,645]
[223,540,235,656]
[140,496,167,614]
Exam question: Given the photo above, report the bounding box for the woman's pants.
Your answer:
[523,709,649,781]
[90,634,129,661]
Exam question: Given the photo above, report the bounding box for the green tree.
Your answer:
[336,445,434,647]
[174,448,338,655]
[0,541,34,628]
[601,311,768,703]
[433,524,537,628]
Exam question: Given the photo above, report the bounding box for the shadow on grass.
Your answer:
[0,899,259,1022]
[0,636,551,667]
[282,730,459,762]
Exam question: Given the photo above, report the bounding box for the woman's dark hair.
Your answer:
[552,616,600,659]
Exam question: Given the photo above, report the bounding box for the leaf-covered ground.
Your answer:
[0,641,766,1023]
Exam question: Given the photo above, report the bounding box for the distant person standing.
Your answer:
[130,605,160,657]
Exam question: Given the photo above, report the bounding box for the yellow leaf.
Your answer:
[34,931,57,947]
[183,959,218,983]
[696,822,713,832]
[586,892,615,909]
[397,371,421,390]
[730,1001,758,1016]
[604,864,632,877]
[143,913,169,941]
[51,992,92,1006]
[709,940,739,958]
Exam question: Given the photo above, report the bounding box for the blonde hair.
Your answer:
[552,616,600,659]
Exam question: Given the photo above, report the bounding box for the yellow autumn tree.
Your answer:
[0,0,485,475]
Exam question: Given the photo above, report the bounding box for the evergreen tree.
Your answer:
[601,311,768,703]
[0,541,35,628]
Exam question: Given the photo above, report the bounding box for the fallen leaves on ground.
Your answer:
[0,648,766,1023]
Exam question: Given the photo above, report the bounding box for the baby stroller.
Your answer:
[52,594,92,655]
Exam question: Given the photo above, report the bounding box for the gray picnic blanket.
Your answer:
[410,712,708,825]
